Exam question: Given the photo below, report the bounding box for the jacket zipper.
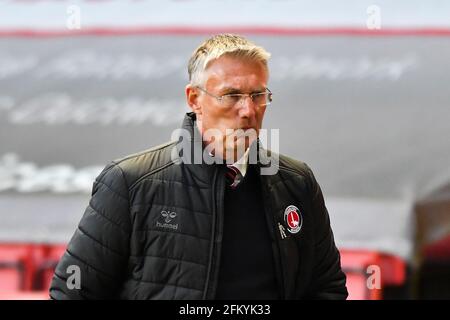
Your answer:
[273,218,288,299]
[278,222,287,240]
[202,167,225,300]
[202,168,218,299]
[260,175,287,299]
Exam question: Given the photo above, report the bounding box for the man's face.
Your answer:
[186,55,269,162]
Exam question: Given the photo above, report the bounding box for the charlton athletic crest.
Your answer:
[284,205,303,234]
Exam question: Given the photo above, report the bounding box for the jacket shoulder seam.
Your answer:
[95,180,129,202]
[112,141,177,165]
[87,202,130,234]
[110,141,178,191]
[128,160,177,191]
[278,164,309,177]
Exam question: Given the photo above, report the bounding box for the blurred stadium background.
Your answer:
[0,0,449,299]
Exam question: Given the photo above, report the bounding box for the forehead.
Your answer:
[204,55,268,91]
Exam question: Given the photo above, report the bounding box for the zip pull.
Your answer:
[278,222,287,240]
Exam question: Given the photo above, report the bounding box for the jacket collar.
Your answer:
[174,112,219,183]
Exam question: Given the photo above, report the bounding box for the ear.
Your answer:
[185,84,202,115]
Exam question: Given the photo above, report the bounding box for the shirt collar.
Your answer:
[232,147,250,178]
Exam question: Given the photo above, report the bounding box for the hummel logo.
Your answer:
[156,210,178,230]
[161,210,177,223]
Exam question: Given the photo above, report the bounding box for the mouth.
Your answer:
[229,128,258,142]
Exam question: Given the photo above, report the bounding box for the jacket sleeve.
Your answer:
[305,165,348,300]
[49,162,131,300]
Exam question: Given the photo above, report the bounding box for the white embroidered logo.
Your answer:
[156,210,178,230]
[161,210,177,223]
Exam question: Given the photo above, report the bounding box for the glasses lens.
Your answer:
[253,92,272,106]
[222,95,241,107]
[220,91,272,107]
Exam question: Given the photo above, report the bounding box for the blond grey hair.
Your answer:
[188,34,271,86]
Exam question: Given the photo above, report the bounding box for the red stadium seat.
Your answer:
[0,291,49,300]
[0,268,22,292]
[0,243,66,295]
[378,254,406,286]
[345,272,373,300]
[0,243,67,297]
[38,244,67,292]
[340,249,406,300]
[0,244,37,292]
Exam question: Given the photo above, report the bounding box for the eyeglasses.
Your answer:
[196,86,273,108]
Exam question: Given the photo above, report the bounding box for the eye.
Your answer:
[251,92,266,102]
[222,94,241,104]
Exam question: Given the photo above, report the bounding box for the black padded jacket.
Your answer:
[49,112,347,300]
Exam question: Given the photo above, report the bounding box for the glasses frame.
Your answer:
[196,86,273,108]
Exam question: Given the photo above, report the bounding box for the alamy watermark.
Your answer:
[170,126,280,175]
[366,264,381,290]
[66,5,81,30]
[366,5,381,30]
[66,265,81,290]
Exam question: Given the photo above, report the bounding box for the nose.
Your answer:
[238,95,256,119]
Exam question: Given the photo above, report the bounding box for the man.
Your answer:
[50,34,347,300]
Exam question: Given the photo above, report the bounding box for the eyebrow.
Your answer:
[219,86,266,95]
